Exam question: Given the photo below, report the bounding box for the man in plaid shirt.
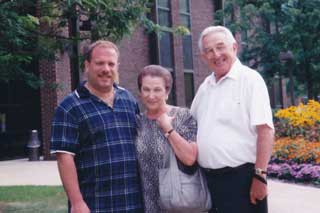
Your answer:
[50,40,143,213]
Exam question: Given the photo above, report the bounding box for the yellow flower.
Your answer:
[275,100,320,127]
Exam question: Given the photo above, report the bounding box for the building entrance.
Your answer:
[0,75,41,160]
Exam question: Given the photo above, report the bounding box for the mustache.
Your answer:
[99,72,119,83]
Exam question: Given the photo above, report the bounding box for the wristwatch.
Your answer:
[165,129,174,138]
[254,168,267,176]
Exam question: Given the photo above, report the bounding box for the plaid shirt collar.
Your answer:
[75,81,120,99]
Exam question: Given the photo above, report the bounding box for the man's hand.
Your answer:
[250,176,268,205]
[71,200,90,213]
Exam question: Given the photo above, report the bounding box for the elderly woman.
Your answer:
[135,65,198,212]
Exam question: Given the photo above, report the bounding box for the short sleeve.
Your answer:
[190,79,207,121]
[190,94,199,120]
[50,105,80,154]
[248,74,274,129]
[174,108,197,142]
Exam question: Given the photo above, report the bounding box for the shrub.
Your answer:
[272,137,320,164]
[268,160,320,186]
[274,100,320,141]
[270,100,320,185]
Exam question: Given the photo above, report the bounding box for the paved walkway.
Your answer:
[0,158,61,186]
[0,159,320,212]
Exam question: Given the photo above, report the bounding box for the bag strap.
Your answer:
[167,107,179,170]
[168,146,180,177]
[160,107,179,168]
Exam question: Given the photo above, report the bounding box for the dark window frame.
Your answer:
[179,0,195,106]
[214,0,223,12]
[155,0,176,105]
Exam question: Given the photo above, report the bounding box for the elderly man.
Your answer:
[51,40,143,213]
[191,26,274,213]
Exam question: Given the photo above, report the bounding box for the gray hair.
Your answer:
[198,26,236,53]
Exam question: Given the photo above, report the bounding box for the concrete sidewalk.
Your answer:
[0,159,320,212]
[0,158,61,186]
[268,180,320,213]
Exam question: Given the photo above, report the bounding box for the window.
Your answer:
[179,0,191,28]
[157,0,173,68]
[214,0,223,12]
[156,0,176,104]
[182,35,193,70]
[159,32,174,68]
[158,9,171,26]
[179,0,194,106]
[158,0,169,8]
[184,72,195,107]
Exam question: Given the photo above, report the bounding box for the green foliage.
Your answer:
[281,0,320,99]
[41,0,150,41]
[0,0,151,88]
[0,0,43,88]
[215,0,320,99]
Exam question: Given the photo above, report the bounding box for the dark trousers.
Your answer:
[204,163,268,213]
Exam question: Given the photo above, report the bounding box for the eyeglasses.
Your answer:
[203,44,227,56]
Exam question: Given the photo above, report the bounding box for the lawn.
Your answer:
[0,186,67,213]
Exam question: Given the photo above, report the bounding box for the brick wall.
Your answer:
[40,0,214,157]
[190,0,214,91]
[118,28,150,102]
[171,0,185,106]
[40,51,71,160]
[118,0,214,107]
[39,59,57,160]
[56,52,72,102]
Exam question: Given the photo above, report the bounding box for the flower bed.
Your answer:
[268,100,320,186]
[272,137,320,164]
[268,159,320,186]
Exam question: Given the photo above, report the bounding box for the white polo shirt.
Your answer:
[190,59,274,169]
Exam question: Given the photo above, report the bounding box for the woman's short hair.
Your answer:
[137,65,172,93]
[84,40,119,62]
[198,25,236,53]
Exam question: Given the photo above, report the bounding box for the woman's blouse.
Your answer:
[135,107,197,212]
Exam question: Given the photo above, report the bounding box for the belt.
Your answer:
[203,163,253,176]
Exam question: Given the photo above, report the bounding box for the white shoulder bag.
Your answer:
[159,146,212,212]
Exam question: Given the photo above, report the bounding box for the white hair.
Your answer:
[198,25,236,53]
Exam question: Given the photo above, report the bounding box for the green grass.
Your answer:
[0,186,67,213]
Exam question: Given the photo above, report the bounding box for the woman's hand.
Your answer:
[156,112,174,133]
[156,110,197,166]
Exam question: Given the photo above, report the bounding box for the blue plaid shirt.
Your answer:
[50,83,143,213]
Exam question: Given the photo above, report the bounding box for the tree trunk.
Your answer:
[304,62,313,99]
[69,5,80,90]
[288,61,295,105]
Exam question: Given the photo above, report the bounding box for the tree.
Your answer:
[41,0,150,41]
[0,0,150,88]
[215,0,320,100]
[281,0,320,99]
[0,0,43,88]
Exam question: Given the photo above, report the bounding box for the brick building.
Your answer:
[0,0,219,160]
